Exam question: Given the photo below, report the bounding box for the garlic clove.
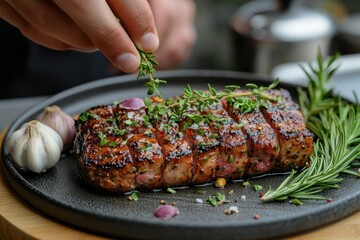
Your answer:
[6,120,63,173]
[36,105,75,152]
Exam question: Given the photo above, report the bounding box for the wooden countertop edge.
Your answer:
[1,128,360,240]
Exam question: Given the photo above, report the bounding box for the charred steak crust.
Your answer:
[74,89,314,193]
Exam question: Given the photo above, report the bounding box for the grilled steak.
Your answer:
[74,89,313,193]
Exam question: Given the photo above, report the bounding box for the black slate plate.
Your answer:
[2,70,360,240]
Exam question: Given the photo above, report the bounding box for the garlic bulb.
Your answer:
[36,105,75,151]
[6,120,63,173]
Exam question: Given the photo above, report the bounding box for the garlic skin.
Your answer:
[36,105,75,151]
[6,120,63,173]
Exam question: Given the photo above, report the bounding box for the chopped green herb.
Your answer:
[183,122,192,130]
[290,198,303,205]
[117,129,126,136]
[125,119,137,126]
[242,181,250,187]
[144,129,152,136]
[106,118,116,123]
[196,129,206,135]
[253,184,263,191]
[216,193,226,202]
[228,155,234,163]
[210,133,218,139]
[100,139,109,146]
[128,192,139,201]
[167,187,177,194]
[207,196,218,207]
[79,112,99,122]
[121,140,128,146]
[108,141,117,147]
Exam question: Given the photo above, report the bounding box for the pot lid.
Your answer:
[232,0,336,42]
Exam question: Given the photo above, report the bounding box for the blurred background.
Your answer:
[185,0,360,72]
[1,0,360,128]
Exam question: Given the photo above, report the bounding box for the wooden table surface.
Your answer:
[1,128,360,240]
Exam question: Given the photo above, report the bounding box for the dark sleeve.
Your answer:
[0,19,115,99]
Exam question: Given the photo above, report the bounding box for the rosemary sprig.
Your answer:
[297,52,340,121]
[137,49,167,98]
[261,51,360,202]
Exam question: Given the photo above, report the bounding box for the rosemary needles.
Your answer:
[261,52,360,202]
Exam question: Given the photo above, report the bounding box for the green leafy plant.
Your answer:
[137,49,167,98]
[261,52,360,202]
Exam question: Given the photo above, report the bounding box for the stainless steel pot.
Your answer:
[231,0,336,74]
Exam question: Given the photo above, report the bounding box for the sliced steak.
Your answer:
[226,98,280,176]
[154,114,193,187]
[202,102,248,179]
[74,105,135,192]
[261,89,314,170]
[115,105,164,189]
[179,108,220,184]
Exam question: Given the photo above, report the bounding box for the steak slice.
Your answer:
[202,102,248,179]
[154,114,193,187]
[226,99,280,176]
[179,108,219,185]
[115,105,164,189]
[261,89,314,170]
[74,105,136,192]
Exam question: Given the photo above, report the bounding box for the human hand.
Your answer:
[149,0,197,70]
[0,0,159,73]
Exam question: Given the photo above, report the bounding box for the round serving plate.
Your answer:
[1,70,360,240]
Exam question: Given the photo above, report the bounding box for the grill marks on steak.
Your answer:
[202,103,248,179]
[154,115,193,186]
[179,108,220,184]
[74,89,313,192]
[74,105,136,192]
[227,105,280,176]
[115,105,164,189]
[261,89,314,170]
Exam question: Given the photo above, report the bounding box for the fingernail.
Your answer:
[141,32,159,51]
[115,53,139,72]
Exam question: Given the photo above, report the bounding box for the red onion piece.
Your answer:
[119,98,145,110]
[154,205,179,220]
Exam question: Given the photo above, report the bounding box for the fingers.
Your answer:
[53,0,158,73]
[107,0,159,52]
[3,0,159,73]
[4,0,95,51]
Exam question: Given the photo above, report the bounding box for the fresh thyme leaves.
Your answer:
[137,48,167,99]
[261,51,360,202]
[128,192,139,201]
[79,111,98,122]
[167,187,177,194]
[144,80,280,123]
[206,193,230,206]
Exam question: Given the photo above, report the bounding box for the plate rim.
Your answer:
[1,69,359,240]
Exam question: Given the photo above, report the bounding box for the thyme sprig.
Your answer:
[137,49,167,98]
[145,79,280,123]
[261,52,360,202]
